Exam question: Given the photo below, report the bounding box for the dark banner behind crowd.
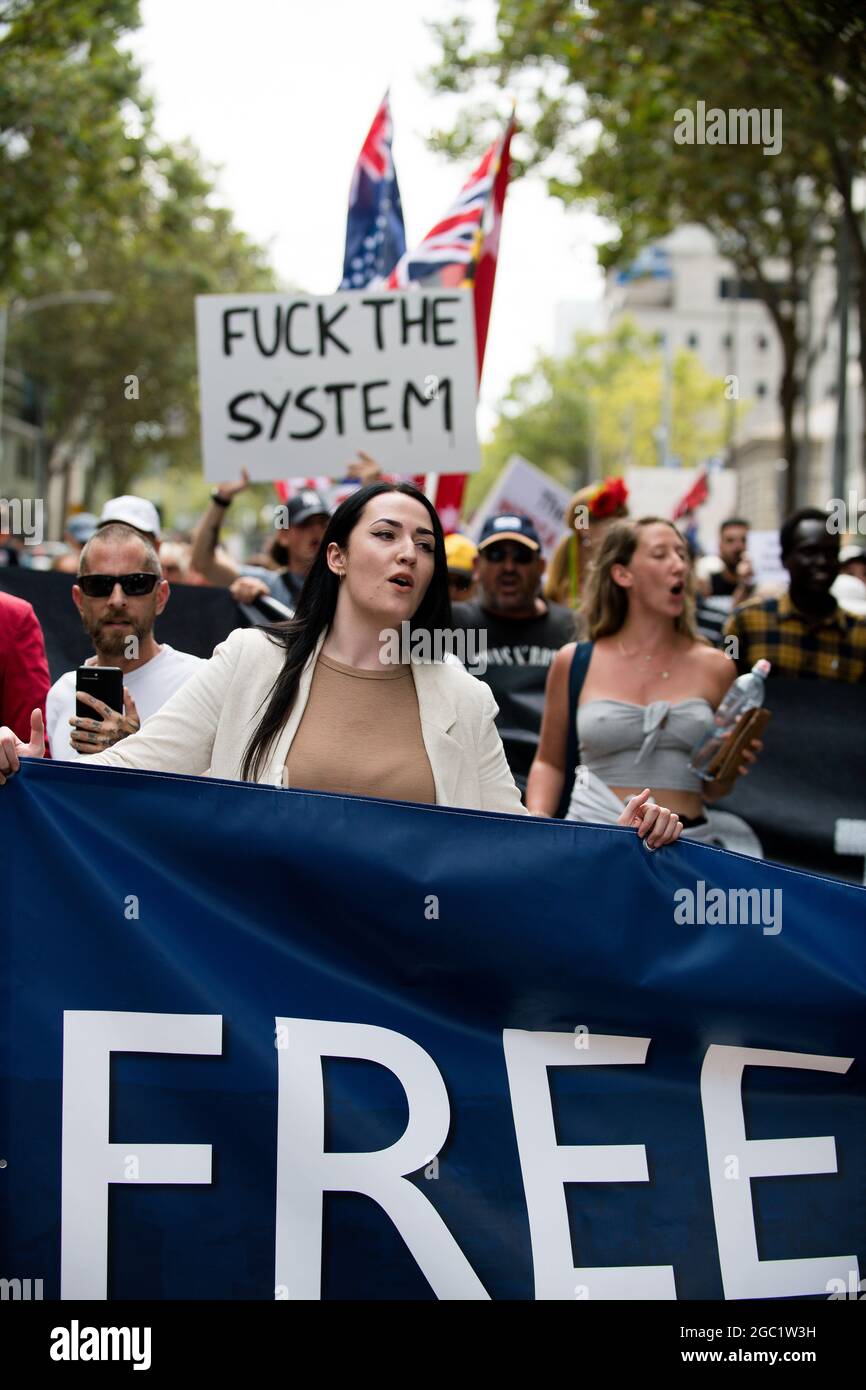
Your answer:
[2,761,864,1300]
[724,677,866,885]
[0,568,243,681]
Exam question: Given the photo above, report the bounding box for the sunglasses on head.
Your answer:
[481,544,535,565]
[78,572,160,598]
[449,572,473,592]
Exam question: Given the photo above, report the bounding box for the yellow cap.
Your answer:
[444,533,478,574]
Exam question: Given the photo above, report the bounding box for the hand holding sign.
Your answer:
[345,450,384,485]
[214,467,251,502]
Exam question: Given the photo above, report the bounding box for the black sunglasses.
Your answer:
[449,573,473,592]
[78,572,160,598]
[481,544,535,565]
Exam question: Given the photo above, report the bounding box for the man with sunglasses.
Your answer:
[45,523,203,761]
[451,514,576,793]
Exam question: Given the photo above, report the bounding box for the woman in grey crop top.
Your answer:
[526,518,763,837]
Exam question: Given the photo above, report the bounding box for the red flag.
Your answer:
[430,117,515,528]
[672,470,710,520]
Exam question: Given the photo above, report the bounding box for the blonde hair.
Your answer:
[580,517,699,641]
[545,482,629,607]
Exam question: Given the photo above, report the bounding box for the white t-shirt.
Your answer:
[46,644,204,761]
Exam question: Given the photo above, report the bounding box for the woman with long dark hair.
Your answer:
[0,484,683,841]
[526,517,762,839]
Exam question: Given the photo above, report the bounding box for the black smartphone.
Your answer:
[76,666,124,721]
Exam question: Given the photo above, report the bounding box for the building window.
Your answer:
[719,277,761,300]
[686,332,699,348]
[722,333,732,349]
[757,334,769,351]
[756,382,768,397]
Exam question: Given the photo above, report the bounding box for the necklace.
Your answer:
[617,637,677,680]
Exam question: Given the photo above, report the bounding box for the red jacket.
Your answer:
[0,590,51,747]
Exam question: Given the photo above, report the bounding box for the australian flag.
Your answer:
[340,92,406,289]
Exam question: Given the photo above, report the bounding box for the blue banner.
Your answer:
[2,760,865,1301]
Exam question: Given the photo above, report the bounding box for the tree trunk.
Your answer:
[778,328,799,516]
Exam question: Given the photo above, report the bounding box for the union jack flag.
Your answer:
[377,117,516,530]
[339,92,406,289]
[383,137,500,292]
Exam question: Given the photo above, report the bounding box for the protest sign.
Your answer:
[2,762,864,1300]
[469,456,572,558]
[195,290,481,481]
[625,466,737,554]
[748,529,788,590]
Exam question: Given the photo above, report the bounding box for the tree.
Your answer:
[427,0,858,507]
[0,0,149,289]
[12,140,276,514]
[2,1,278,523]
[468,319,734,512]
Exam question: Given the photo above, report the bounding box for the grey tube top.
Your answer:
[577,698,715,794]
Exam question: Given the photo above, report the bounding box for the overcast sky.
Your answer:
[130,0,607,435]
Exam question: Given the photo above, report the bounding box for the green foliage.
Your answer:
[427,1,866,487]
[1,1,278,514]
[0,0,148,288]
[467,318,733,512]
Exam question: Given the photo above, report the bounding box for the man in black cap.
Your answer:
[451,513,576,793]
[191,474,329,611]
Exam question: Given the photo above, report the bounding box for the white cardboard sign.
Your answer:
[748,530,788,590]
[469,456,573,558]
[195,290,481,482]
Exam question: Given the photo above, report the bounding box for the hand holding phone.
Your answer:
[72,667,138,755]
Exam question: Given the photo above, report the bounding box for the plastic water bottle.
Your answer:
[689,659,771,780]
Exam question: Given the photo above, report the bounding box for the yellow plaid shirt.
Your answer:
[724,592,866,682]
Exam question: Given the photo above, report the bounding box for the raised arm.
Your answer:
[190,472,251,586]
[525,643,574,817]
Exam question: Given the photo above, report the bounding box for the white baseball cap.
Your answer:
[833,573,866,616]
[97,495,161,540]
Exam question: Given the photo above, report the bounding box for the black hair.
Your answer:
[719,517,749,532]
[779,507,832,559]
[240,481,452,782]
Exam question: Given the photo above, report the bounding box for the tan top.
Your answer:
[284,653,436,804]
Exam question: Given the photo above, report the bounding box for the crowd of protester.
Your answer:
[2,464,865,861]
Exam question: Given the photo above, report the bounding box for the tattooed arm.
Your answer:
[190,471,250,587]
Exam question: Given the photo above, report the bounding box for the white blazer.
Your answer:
[87,627,529,815]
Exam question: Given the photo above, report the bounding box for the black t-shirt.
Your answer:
[451,599,577,789]
[710,570,738,598]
